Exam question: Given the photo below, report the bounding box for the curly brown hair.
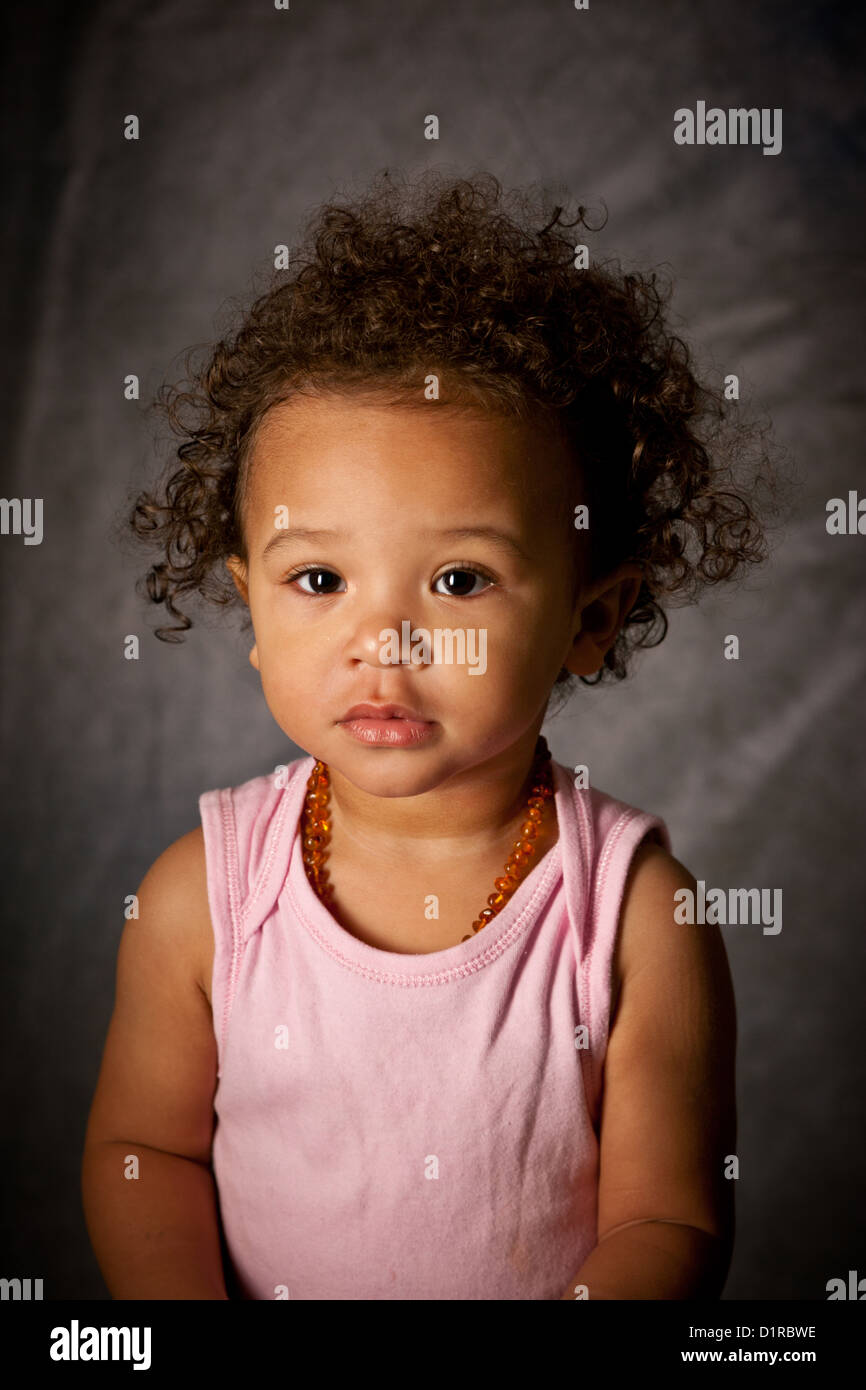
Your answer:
[125,167,787,701]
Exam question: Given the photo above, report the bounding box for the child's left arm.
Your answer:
[559,840,737,1300]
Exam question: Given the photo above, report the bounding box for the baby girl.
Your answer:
[82,170,775,1300]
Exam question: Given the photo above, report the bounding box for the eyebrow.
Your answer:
[262,525,530,562]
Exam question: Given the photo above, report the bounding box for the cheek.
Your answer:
[254,596,314,657]
[453,632,538,702]
[506,616,570,694]
[256,651,306,709]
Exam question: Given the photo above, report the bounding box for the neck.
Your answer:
[323,731,551,865]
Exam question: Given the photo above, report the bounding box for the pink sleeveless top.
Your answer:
[199,754,670,1300]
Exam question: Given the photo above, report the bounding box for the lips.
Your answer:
[339,703,431,722]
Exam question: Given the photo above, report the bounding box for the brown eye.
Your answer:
[433,567,492,598]
[286,567,345,595]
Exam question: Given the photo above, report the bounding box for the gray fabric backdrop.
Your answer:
[1,0,863,1299]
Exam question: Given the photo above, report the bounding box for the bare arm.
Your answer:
[559,1221,731,1300]
[559,841,737,1299]
[81,1141,228,1300]
[81,828,229,1300]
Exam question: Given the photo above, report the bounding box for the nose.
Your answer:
[346,606,430,669]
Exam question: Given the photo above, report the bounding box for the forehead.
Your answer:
[244,391,575,516]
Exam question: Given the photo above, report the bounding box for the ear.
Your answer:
[563,563,645,678]
[225,556,259,671]
[226,555,249,603]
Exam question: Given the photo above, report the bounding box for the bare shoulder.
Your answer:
[608,828,739,1067]
[597,836,737,1248]
[136,826,215,1006]
[611,835,736,1052]
[83,827,218,1160]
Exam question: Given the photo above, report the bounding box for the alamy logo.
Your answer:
[0,1276,43,1299]
[826,492,866,534]
[378,620,487,674]
[49,1320,152,1370]
[0,497,43,544]
[826,1270,866,1300]
[673,881,782,935]
[674,102,782,156]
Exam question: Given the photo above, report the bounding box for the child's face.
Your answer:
[227,391,636,795]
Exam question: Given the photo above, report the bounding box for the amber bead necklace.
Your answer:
[300,735,554,943]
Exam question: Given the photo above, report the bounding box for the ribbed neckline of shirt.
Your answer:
[282,753,576,985]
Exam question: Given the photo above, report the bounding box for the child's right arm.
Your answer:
[81,828,230,1299]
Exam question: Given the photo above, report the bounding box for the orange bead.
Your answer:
[301,751,553,934]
